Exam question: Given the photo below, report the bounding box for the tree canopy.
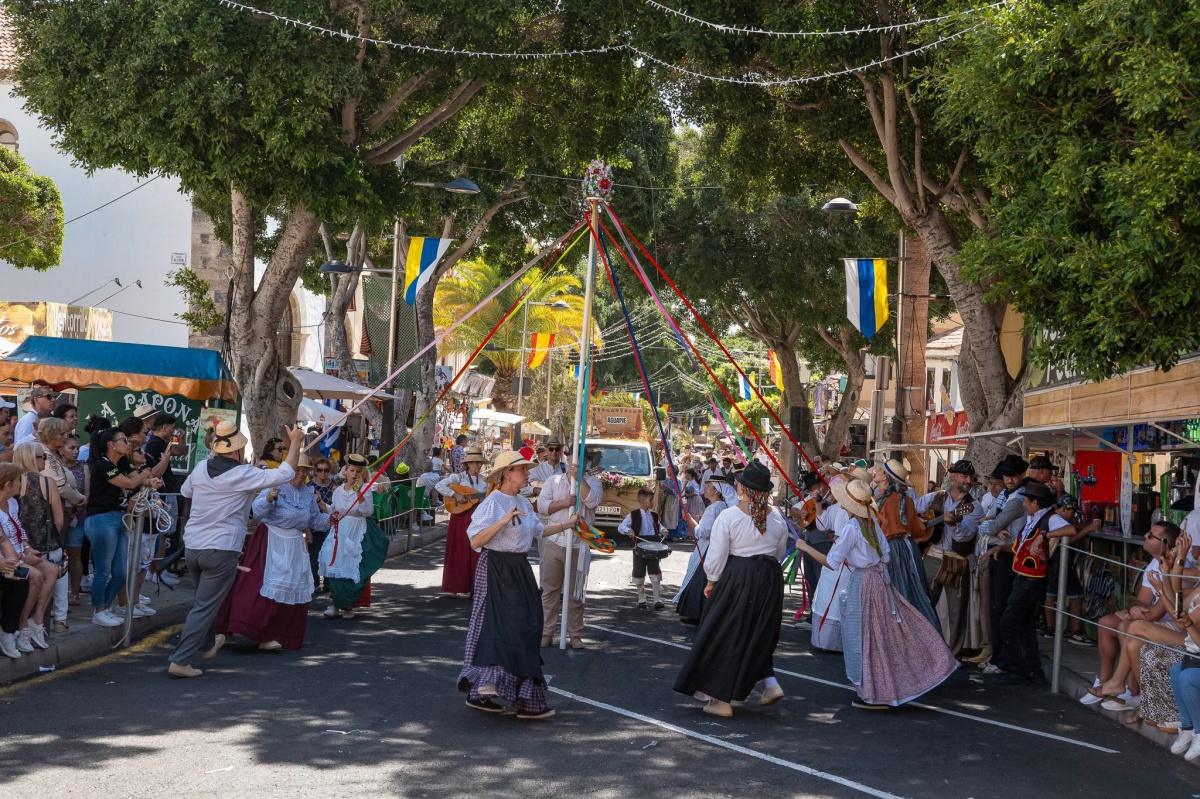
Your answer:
[0,147,63,270]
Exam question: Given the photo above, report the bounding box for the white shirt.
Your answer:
[826,517,891,571]
[529,459,567,486]
[915,490,984,550]
[693,500,727,544]
[979,491,1000,517]
[618,507,662,539]
[13,412,41,446]
[181,460,296,551]
[1143,558,1163,604]
[435,471,486,498]
[816,502,850,536]
[537,471,601,546]
[716,480,738,507]
[703,505,788,582]
[467,490,543,553]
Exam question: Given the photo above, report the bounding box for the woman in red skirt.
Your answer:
[436,448,487,597]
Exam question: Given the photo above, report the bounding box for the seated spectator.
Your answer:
[1082,521,1181,708]
[0,457,56,652]
[1170,576,1200,760]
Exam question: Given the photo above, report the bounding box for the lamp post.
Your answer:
[515,299,570,417]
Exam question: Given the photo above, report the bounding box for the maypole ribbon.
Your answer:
[575,518,615,554]
[607,205,829,487]
[305,218,586,456]
[592,223,683,505]
[594,215,805,497]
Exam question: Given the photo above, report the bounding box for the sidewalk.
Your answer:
[0,519,448,687]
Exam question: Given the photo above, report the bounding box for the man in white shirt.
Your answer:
[529,437,568,486]
[537,453,601,648]
[916,459,984,654]
[166,422,304,678]
[14,384,57,445]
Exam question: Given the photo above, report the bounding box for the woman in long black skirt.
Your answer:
[674,461,788,718]
[457,451,576,720]
[675,480,728,624]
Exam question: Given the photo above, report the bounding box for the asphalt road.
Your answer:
[1,539,1197,799]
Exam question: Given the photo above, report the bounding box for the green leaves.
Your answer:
[0,146,64,270]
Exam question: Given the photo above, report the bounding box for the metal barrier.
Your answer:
[373,483,437,553]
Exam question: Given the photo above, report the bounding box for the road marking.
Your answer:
[548,685,906,799]
[585,622,1120,754]
[0,624,181,697]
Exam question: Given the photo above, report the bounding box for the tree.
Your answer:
[936,0,1200,379]
[662,127,898,463]
[7,0,637,449]
[433,255,600,410]
[637,1,1021,463]
[0,147,63,269]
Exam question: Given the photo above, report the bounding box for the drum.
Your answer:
[635,541,671,562]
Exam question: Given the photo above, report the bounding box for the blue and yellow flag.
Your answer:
[404,237,453,304]
[843,258,889,339]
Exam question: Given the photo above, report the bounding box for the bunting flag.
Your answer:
[403,236,453,304]
[844,258,889,339]
[738,373,752,401]
[528,332,555,368]
[768,352,785,393]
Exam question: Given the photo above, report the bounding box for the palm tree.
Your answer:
[434,256,602,411]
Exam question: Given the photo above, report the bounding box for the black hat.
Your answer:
[734,461,773,493]
[988,461,1006,480]
[800,471,821,490]
[1028,455,1055,472]
[948,459,975,476]
[998,454,1029,477]
[1023,479,1055,505]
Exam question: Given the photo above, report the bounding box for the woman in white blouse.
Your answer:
[674,480,727,624]
[457,451,576,720]
[673,461,788,718]
[436,448,487,597]
[796,479,957,710]
[318,453,387,619]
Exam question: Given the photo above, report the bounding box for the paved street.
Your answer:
[1,540,1196,799]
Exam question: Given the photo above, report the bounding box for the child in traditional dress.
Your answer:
[618,488,667,609]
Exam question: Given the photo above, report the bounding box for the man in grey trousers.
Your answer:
[166,421,304,678]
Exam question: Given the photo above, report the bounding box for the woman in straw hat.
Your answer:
[214,454,329,653]
[872,459,941,634]
[673,461,789,718]
[319,453,388,619]
[458,450,577,719]
[436,448,487,597]
[166,422,304,678]
[797,479,957,709]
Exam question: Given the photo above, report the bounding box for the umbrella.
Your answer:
[290,367,397,401]
[297,398,347,427]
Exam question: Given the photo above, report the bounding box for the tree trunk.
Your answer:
[772,342,818,485]
[324,225,382,436]
[227,190,318,453]
[818,326,867,462]
[491,366,518,412]
[895,232,931,490]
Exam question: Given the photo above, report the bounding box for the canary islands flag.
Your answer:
[528,333,554,368]
[738,373,752,401]
[844,258,889,339]
[404,236,453,304]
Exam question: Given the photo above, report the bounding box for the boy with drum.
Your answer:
[618,488,669,609]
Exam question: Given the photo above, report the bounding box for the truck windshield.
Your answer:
[586,444,651,477]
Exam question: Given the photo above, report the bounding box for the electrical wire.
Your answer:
[0,176,162,255]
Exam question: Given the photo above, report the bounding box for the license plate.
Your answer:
[598,505,622,515]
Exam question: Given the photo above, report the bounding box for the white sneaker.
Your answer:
[1171,728,1196,755]
[92,610,122,628]
[323,606,338,618]
[1186,735,1200,763]
[0,632,20,659]
[16,628,34,652]
[138,594,152,606]
[118,605,149,619]
[28,623,49,650]
[135,604,156,617]
[160,572,180,587]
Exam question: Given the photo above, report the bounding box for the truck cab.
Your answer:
[585,437,654,530]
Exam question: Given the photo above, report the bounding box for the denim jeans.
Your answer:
[84,512,127,609]
[1170,661,1200,730]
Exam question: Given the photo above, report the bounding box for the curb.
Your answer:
[0,521,449,688]
[1048,654,1180,753]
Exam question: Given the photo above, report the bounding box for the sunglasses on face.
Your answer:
[547,446,561,452]
[316,467,330,473]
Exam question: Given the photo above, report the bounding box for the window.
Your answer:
[0,119,17,152]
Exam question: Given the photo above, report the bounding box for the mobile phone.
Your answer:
[12,565,29,579]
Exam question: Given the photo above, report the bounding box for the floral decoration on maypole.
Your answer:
[581,158,614,206]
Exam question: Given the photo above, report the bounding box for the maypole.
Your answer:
[562,181,603,650]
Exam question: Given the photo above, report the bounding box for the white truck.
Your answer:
[584,406,655,531]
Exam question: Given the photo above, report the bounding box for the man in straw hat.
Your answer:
[915,459,984,656]
[166,422,304,678]
[797,478,957,709]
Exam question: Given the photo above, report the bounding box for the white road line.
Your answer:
[584,623,1120,755]
[548,685,907,799]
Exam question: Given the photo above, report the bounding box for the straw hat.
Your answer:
[462,448,485,465]
[133,403,158,421]
[345,453,368,468]
[488,450,533,483]
[883,458,909,483]
[847,466,871,483]
[832,478,875,519]
[297,454,314,469]
[209,421,248,455]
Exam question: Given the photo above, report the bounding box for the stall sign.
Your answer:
[76,389,202,470]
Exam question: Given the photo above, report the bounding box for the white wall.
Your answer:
[0,83,192,346]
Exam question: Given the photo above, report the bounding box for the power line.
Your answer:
[0,176,162,256]
[640,0,1012,38]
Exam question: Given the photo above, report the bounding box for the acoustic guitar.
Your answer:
[444,483,488,515]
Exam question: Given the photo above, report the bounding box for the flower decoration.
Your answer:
[581,159,614,204]
[598,471,650,492]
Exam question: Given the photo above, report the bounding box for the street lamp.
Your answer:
[410,177,481,195]
[516,299,571,417]
[821,197,859,216]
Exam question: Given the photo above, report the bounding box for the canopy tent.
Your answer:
[290,367,397,401]
[470,408,525,429]
[523,420,552,436]
[0,336,237,402]
[297,397,347,427]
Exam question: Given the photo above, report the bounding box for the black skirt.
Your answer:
[673,554,784,703]
[473,550,544,680]
[676,559,707,622]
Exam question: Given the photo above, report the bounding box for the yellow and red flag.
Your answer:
[768,351,785,393]
[528,332,555,368]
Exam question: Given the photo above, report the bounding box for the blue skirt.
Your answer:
[885,536,941,635]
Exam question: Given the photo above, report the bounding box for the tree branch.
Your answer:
[365,68,440,135]
[365,79,486,165]
[838,140,897,206]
